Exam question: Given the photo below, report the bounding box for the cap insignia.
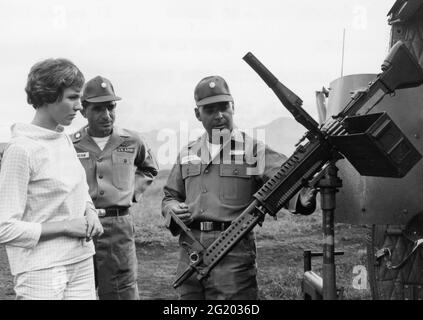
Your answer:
[209,81,216,88]
[101,82,107,88]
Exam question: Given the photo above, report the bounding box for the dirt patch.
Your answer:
[137,242,179,300]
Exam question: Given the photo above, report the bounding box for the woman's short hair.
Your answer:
[25,58,85,109]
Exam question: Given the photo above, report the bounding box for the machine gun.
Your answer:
[173,41,423,298]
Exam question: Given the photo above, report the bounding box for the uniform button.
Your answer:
[234,169,239,175]
[203,189,207,193]
[100,191,104,196]
[200,209,205,213]
[124,159,128,163]
[205,169,209,174]
[99,175,103,179]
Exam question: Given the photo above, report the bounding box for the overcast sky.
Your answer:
[0,0,394,140]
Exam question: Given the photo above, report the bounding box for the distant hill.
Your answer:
[0,118,307,170]
[255,117,307,156]
[141,117,307,170]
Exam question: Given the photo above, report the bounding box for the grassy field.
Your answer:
[0,169,371,300]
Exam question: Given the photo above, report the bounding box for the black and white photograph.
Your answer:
[0,0,423,307]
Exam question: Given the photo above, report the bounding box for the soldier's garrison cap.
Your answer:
[194,75,233,107]
[82,76,121,103]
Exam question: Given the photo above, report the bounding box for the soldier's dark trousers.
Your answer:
[94,214,139,300]
[177,230,258,300]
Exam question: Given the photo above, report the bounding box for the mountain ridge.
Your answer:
[142,116,307,170]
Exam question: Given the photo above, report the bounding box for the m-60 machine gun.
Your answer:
[172,40,423,299]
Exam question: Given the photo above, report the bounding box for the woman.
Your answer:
[0,58,103,300]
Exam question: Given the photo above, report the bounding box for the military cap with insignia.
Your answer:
[81,75,122,103]
[194,75,233,107]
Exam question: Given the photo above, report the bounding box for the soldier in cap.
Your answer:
[72,76,159,300]
[162,75,317,299]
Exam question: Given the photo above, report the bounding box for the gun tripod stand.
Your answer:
[302,162,345,300]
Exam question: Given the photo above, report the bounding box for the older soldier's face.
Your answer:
[82,101,116,137]
[195,102,234,142]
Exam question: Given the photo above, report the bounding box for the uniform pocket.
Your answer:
[181,164,201,179]
[78,154,95,170]
[181,164,202,202]
[111,153,133,190]
[219,164,253,206]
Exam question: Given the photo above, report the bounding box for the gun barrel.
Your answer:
[243,52,320,135]
[243,52,301,107]
[243,52,279,88]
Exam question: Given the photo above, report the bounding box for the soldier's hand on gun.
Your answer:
[85,209,104,241]
[299,187,318,207]
[169,202,193,225]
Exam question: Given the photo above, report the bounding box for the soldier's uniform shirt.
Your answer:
[73,125,158,300]
[162,129,312,299]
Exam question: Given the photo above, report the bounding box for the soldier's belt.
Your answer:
[97,206,129,218]
[189,221,232,232]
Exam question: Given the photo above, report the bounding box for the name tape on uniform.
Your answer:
[181,155,201,164]
[77,152,89,159]
[117,147,135,153]
[230,150,245,156]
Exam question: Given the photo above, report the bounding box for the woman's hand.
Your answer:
[64,218,91,238]
[40,216,103,241]
[85,209,104,241]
